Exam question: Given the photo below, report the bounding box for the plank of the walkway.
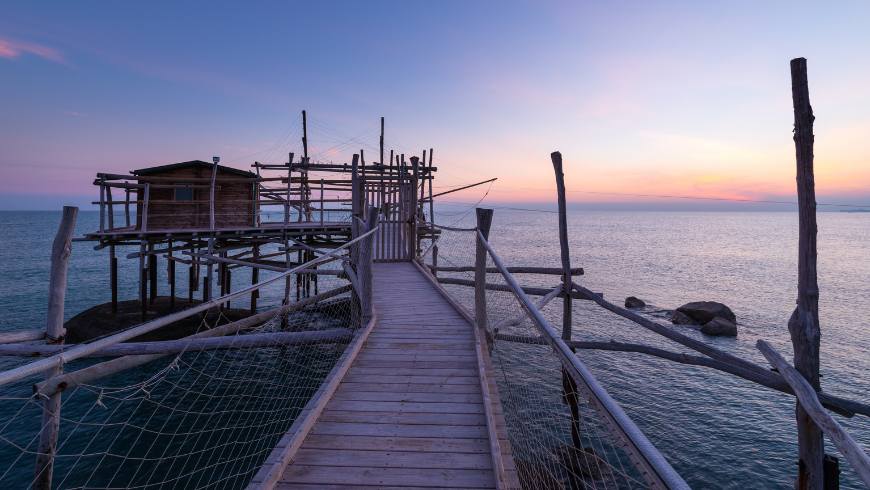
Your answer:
[309,422,488,438]
[341,374,481,384]
[280,466,496,489]
[321,400,485,414]
[331,391,483,403]
[337,381,483,394]
[301,434,490,453]
[319,411,487,426]
[291,448,494,469]
[345,367,479,377]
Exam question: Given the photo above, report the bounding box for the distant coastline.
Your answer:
[840,209,870,213]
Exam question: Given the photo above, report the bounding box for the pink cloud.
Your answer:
[0,35,69,66]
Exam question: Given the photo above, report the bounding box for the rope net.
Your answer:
[0,246,360,490]
[422,224,653,490]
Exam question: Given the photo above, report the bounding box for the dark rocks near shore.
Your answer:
[624,296,646,308]
[670,310,698,325]
[699,317,738,336]
[675,301,736,325]
[63,296,255,343]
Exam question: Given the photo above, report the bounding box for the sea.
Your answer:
[1,209,868,489]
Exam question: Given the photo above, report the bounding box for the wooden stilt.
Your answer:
[475,208,494,334]
[110,245,118,314]
[251,244,260,313]
[551,150,583,449]
[790,57,825,490]
[148,251,157,305]
[33,206,77,490]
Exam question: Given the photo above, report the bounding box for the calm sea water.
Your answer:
[1,210,868,489]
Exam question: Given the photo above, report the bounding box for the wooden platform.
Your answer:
[249,262,518,489]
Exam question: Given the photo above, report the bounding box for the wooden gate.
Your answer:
[363,180,414,262]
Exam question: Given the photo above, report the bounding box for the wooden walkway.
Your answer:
[250,262,518,489]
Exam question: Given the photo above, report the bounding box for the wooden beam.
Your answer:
[429,265,583,276]
[0,330,46,345]
[34,206,77,490]
[5,330,352,357]
[758,340,870,486]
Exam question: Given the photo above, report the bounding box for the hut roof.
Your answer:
[131,160,257,177]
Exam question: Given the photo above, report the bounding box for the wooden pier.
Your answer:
[250,261,519,489]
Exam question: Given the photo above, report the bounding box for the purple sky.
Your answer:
[1,1,868,210]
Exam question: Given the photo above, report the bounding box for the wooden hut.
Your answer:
[133,160,258,231]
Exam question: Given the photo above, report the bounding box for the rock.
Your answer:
[516,459,564,490]
[556,445,612,481]
[624,296,645,308]
[700,317,738,336]
[671,310,698,325]
[676,301,736,325]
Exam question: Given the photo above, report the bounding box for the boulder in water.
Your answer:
[676,301,736,324]
[671,310,698,325]
[700,317,738,336]
[624,296,646,308]
[556,445,612,481]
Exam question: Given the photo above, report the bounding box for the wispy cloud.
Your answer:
[0,34,70,66]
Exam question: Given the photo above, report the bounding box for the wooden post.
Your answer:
[209,160,218,231]
[33,206,77,490]
[429,148,435,240]
[110,245,118,314]
[790,57,824,490]
[251,244,260,313]
[141,183,150,232]
[99,176,105,233]
[550,151,573,340]
[320,178,324,227]
[551,151,584,450]
[410,156,420,257]
[124,185,131,227]
[138,241,146,303]
[302,110,308,160]
[225,269,232,309]
[351,155,360,239]
[106,184,114,230]
[169,259,175,309]
[475,208,494,333]
[188,243,195,304]
[380,117,384,167]
[360,208,379,325]
[149,252,157,305]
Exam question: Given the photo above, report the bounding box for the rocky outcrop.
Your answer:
[675,301,736,325]
[624,296,645,308]
[671,310,698,325]
[700,317,738,336]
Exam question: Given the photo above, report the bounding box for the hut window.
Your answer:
[175,187,194,201]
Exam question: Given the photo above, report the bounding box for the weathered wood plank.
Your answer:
[331,391,484,404]
[301,434,490,453]
[322,400,486,414]
[310,421,489,438]
[280,466,496,488]
[318,410,487,426]
[337,382,483,394]
[341,374,482,385]
[345,367,479,377]
[290,448,494,470]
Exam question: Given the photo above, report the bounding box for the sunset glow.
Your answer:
[1,1,868,210]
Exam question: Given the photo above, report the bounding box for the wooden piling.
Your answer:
[251,244,260,313]
[110,245,118,314]
[410,156,420,256]
[475,208,494,333]
[33,206,77,490]
[551,151,583,450]
[149,252,157,305]
[359,208,379,325]
[789,57,824,490]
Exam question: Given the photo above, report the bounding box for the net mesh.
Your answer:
[0,244,361,490]
[422,225,652,490]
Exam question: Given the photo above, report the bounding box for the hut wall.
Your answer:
[136,166,256,231]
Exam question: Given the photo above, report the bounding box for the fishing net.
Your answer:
[421,223,663,490]
[0,235,370,490]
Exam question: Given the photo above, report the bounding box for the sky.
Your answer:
[1,1,868,211]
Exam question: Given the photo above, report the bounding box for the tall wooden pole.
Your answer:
[34,206,78,490]
[475,208,494,333]
[550,151,572,340]
[551,151,583,449]
[302,110,308,162]
[410,156,420,256]
[380,117,384,166]
[789,57,824,490]
[360,208,379,325]
[110,244,118,314]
